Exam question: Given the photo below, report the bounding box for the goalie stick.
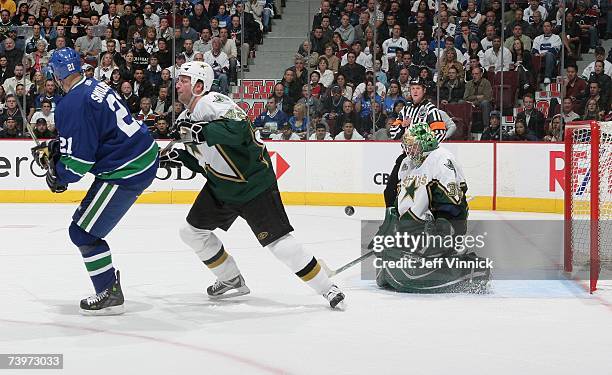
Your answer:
[318,196,476,277]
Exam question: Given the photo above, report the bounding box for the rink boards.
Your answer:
[0,140,568,213]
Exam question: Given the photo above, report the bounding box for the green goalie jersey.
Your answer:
[175,92,276,204]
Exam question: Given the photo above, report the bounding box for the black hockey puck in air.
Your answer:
[345,206,355,216]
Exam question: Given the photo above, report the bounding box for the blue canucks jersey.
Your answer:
[54,77,159,185]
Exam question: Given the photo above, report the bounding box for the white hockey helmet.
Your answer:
[177,61,215,94]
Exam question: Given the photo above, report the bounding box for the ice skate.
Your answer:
[207,274,251,300]
[80,270,125,316]
[323,284,345,309]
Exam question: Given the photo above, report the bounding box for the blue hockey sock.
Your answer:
[69,222,116,293]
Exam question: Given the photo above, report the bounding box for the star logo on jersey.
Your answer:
[268,151,290,179]
[402,178,418,201]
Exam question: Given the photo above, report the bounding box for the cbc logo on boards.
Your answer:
[373,173,390,185]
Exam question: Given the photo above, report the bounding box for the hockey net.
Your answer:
[564,121,612,293]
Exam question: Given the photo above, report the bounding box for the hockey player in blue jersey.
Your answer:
[31,47,159,315]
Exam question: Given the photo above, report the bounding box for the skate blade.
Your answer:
[207,286,251,300]
[80,304,125,316]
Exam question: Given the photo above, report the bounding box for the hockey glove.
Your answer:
[31,139,60,170]
[176,119,208,144]
[45,161,68,193]
[159,147,182,168]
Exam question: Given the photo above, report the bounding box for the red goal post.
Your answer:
[564,121,612,293]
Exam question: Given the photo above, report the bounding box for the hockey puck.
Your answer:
[344,206,355,216]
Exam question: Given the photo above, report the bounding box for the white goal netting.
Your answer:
[567,121,612,284]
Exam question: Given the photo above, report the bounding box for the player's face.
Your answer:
[176,75,194,105]
[410,85,425,103]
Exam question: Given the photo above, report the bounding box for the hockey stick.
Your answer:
[319,250,375,277]
[14,97,40,146]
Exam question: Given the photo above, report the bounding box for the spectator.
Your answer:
[95,53,117,82]
[100,2,119,26]
[143,27,159,54]
[0,116,22,138]
[504,24,532,52]
[543,114,564,142]
[588,61,611,108]
[559,12,581,60]
[332,31,349,60]
[132,68,155,99]
[516,94,545,139]
[158,68,173,90]
[382,24,408,62]
[307,72,325,99]
[0,2,15,18]
[509,119,538,141]
[75,25,102,65]
[155,39,172,69]
[219,28,238,83]
[335,14,355,47]
[271,82,295,116]
[180,15,199,42]
[120,50,137,82]
[270,123,301,140]
[412,39,436,71]
[439,66,465,105]
[189,4,210,34]
[25,23,48,54]
[334,121,363,140]
[132,37,151,69]
[463,67,492,139]
[341,41,372,70]
[1,37,23,70]
[152,86,171,117]
[510,39,533,93]
[418,67,436,96]
[158,18,174,42]
[298,40,319,70]
[228,15,250,73]
[319,16,335,44]
[315,57,334,88]
[454,23,473,54]
[532,21,561,84]
[322,84,348,124]
[101,39,125,67]
[582,98,602,121]
[480,25,496,51]
[142,3,160,31]
[573,1,599,53]
[581,47,612,79]
[31,117,54,138]
[334,73,354,101]
[383,80,405,113]
[504,9,530,40]
[280,68,303,102]
[204,37,230,95]
[246,0,272,33]
[565,64,587,104]
[561,98,580,124]
[82,63,95,79]
[0,55,10,85]
[353,12,371,45]
[354,79,383,130]
[481,110,508,140]
[254,96,289,137]
[119,80,139,114]
[150,117,171,139]
[338,52,365,87]
[523,0,547,24]
[580,81,608,113]
[482,36,511,72]
[11,3,29,26]
[288,102,309,138]
[312,1,334,29]
[525,11,544,40]
[33,80,61,112]
[309,123,333,140]
[2,64,31,95]
[145,55,163,88]
[30,99,54,128]
[194,28,213,54]
[440,48,464,82]
[135,96,157,129]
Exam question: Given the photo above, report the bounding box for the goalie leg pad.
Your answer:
[69,222,116,293]
[268,234,332,294]
[179,223,241,281]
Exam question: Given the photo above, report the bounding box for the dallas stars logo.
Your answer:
[402,178,418,201]
[213,94,227,103]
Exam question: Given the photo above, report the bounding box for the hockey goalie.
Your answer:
[374,123,490,293]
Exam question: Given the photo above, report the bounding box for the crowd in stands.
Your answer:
[0,0,275,139]
[255,0,611,141]
[0,0,609,142]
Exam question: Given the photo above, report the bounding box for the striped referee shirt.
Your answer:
[390,99,447,142]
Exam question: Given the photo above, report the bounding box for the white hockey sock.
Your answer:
[179,223,241,281]
[268,234,333,294]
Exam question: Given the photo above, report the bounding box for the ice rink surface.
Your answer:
[1,204,611,375]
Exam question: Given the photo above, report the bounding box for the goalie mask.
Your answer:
[401,122,438,166]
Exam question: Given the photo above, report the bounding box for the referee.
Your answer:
[384,78,448,207]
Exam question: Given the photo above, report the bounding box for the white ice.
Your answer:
[1,204,611,375]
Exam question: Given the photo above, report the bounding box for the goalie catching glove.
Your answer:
[31,139,68,193]
[176,119,208,144]
[159,147,182,168]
